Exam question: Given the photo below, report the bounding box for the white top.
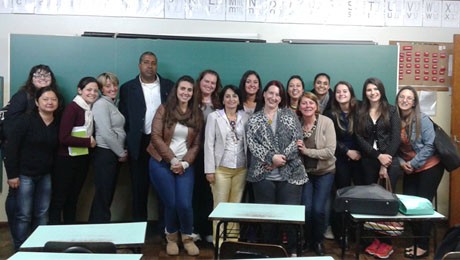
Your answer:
[141,76,161,134]
[20,222,147,249]
[9,252,143,260]
[170,123,188,160]
[208,202,305,224]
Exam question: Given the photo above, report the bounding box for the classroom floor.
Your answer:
[0,221,449,259]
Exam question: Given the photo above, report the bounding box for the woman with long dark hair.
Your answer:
[355,77,401,259]
[3,64,61,250]
[147,75,203,256]
[396,86,443,258]
[239,70,262,116]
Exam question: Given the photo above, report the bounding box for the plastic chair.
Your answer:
[43,241,117,254]
[442,251,460,260]
[219,241,288,259]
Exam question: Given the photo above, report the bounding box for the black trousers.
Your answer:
[129,134,151,222]
[49,155,90,224]
[89,147,120,223]
[403,162,444,250]
[192,150,213,237]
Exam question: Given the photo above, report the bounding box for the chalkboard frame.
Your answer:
[10,34,398,105]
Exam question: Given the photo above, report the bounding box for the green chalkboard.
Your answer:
[10,34,398,104]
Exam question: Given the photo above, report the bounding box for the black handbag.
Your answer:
[334,183,399,216]
[432,120,460,172]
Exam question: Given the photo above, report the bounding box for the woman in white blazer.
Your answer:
[204,85,248,243]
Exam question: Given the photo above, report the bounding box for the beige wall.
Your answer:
[0,13,457,222]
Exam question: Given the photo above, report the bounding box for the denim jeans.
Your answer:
[5,186,18,249]
[149,158,195,235]
[15,174,51,248]
[302,172,334,244]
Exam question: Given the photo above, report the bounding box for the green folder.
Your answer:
[68,126,89,156]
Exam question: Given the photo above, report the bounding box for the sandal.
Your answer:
[404,248,429,259]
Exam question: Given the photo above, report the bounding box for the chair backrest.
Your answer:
[43,241,117,254]
[442,251,460,260]
[219,241,288,259]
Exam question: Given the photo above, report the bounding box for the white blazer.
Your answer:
[204,109,248,174]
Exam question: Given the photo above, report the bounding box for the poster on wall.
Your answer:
[391,41,453,88]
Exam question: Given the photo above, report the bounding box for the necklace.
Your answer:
[265,109,277,125]
[303,119,317,139]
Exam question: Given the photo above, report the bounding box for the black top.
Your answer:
[4,112,59,179]
[355,105,401,159]
[324,107,361,159]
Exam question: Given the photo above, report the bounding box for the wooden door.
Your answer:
[450,34,460,227]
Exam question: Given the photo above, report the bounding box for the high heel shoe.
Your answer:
[313,243,325,256]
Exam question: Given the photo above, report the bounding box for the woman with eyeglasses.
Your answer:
[355,77,401,259]
[88,72,127,224]
[396,86,443,258]
[204,85,248,244]
[3,64,62,250]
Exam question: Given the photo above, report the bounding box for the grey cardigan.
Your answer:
[93,95,126,157]
[246,108,308,185]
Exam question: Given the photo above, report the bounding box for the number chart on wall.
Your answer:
[391,41,453,90]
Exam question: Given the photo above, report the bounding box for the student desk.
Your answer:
[19,222,147,252]
[9,252,143,260]
[208,202,305,259]
[343,211,446,259]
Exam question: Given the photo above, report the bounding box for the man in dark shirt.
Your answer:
[118,51,173,222]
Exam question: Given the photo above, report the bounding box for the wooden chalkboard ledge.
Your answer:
[398,85,449,92]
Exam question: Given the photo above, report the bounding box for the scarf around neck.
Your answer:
[73,95,94,137]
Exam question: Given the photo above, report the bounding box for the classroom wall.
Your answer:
[0,13,457,222]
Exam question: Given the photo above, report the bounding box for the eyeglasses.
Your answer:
[398,95,414,102]
[33,73,51,79]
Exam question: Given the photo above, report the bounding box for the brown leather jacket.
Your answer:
[146,105,201,164]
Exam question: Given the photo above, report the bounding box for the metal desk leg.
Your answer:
[341,213,346,259]
[355,222,362,260]
[297,224,302,256]
[214,221,224,259]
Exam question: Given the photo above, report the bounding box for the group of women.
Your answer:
[3,65,444,259]
[3,66,126,250]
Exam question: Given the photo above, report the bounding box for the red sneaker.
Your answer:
[365,239,380,256]
[374,242,394,259]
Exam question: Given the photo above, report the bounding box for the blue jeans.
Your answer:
[149,158,195,235]
[6,186,18,249]
[302,172,334,244]
[15,174,51,249]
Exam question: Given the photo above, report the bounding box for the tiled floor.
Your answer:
[0,221,449,259]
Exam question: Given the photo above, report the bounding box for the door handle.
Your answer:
[454,135,460,144]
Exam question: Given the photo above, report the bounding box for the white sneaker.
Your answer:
[205,235,214,243]
[324,226,334,240]
[190,233,201,242]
